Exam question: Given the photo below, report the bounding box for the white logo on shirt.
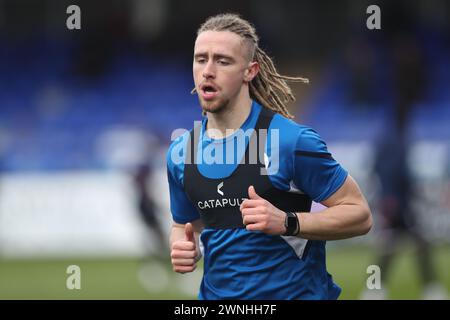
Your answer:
[217,181,224,196]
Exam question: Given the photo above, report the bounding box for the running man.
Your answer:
[167,13,372,300]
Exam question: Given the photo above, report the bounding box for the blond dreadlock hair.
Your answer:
[194,13,309,119]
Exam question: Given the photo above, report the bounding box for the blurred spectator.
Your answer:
[132,142,171,293]
[363,117,444,299]
[360,28,447,300]
[133,161,167,257]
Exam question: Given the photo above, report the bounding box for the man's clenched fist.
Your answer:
[170,223,199,273]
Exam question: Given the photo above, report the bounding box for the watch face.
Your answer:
[286,214,295,228]
[289,216,294,227]
[284,213,298,236]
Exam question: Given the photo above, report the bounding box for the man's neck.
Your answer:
[205,95,253,139]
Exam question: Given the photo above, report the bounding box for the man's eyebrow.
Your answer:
[194,52,235,61]
[194,52,207,59]
[214,54,234,61]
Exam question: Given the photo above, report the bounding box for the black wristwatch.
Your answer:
[284,212,300,236]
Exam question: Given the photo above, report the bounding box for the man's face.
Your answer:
[193,31,250,114]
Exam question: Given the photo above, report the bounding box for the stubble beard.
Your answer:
[199,97,230,115]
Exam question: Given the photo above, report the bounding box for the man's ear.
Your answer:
[244,61,259,82]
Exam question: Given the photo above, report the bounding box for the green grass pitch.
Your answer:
[1,244,449,300]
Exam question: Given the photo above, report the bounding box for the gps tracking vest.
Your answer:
[183,108,312,229]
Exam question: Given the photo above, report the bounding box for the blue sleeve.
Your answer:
[292,127,348,202]
[166,135,200,224]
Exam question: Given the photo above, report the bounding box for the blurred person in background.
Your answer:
[360,28,448,300]
[133,161,167,257]
[167,13,372,300]
[132,136,173,292]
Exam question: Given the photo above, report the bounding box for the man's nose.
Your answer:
[202,61,216,79]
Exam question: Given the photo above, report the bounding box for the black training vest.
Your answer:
[183,107,312,229]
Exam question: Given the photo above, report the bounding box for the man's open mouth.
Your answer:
[201,84,218,93]
[200,84,219,100]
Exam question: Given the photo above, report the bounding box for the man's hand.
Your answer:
[240,185,286,235]
[170,223,198,273]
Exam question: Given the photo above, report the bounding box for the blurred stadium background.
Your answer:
[0,0,449,299]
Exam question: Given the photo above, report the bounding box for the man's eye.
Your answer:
[218,60,230,65]
[196,58,206,63]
